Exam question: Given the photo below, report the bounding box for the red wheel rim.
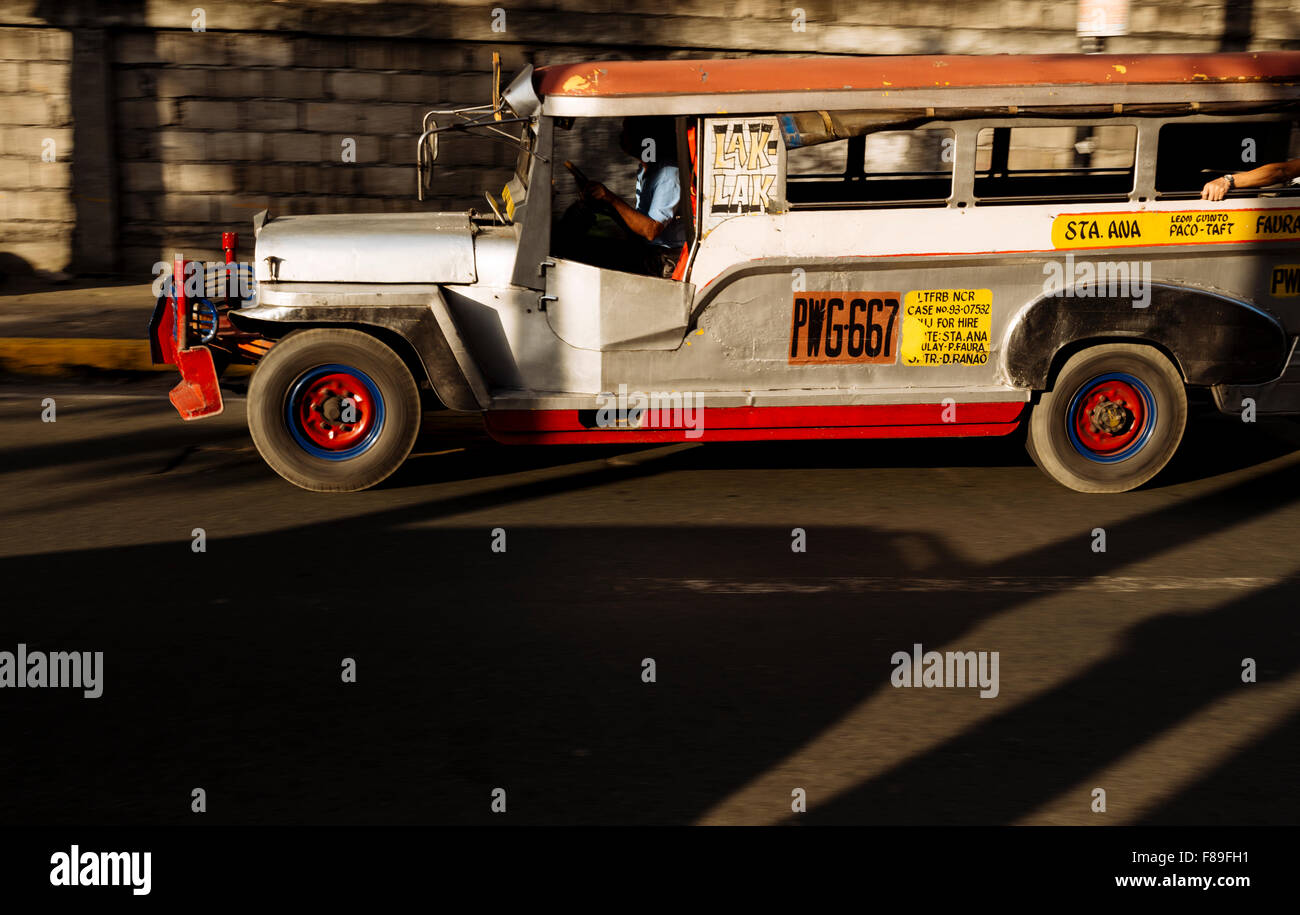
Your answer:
[294,371,375,451]
[1071,377,1146,455]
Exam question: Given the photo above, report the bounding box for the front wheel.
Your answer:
[248,328,421,492]
[1026,343,1187,493]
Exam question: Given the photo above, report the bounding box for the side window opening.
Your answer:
[974,124,1136,203]
[785,128,953,209]
[550,116,635,229]
[1154,120,1298,198]
[548,115,695,278]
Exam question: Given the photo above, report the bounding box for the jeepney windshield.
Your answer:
[417,106,540,206]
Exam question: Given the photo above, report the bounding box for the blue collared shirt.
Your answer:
[634,162,686,249]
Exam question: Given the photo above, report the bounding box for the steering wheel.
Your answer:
[564,160,589,186]
[483,191,506,225]
[563,160,606,217]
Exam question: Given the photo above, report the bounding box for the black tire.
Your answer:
[248,328,421,492]
[1026,343,1186,493]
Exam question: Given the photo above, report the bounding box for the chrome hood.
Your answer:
[253,211,477,284]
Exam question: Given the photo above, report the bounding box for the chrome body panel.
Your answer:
[441,283,603,394]
[544,258,694,351]
[471,226,523,286]
[258,283,444,308]
[254,212,477,284]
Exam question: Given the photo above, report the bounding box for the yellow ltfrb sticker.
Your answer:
[501,184,515,221]
[1051,208,1300,249]
[900,289,992,368]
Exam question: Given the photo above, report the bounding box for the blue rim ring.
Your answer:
[285,364,386,461]
[1065,371,1157,464]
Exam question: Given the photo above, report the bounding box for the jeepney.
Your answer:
[150,52,1300,492]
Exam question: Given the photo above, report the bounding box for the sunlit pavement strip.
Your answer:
[694,498,1300,824]
[0,338,161,374]
[0,390,168,401]
[696,577,1300,825]
[650,576,1286,593]
[1017,669,1300,825]
[0,338,251,376]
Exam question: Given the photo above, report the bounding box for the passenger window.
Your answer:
[1155,120,1297,197]
[785,128,953,208]
[974,125,1136,202]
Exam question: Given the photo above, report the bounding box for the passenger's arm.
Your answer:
[1202,158,1300,200]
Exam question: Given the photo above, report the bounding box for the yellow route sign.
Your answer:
[1051,208,1300,249]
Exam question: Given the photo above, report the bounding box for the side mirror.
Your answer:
[501,64,540,118]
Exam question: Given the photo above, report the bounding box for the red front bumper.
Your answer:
[148,253,224,420]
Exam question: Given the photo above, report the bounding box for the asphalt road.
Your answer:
[2,379,1298,825]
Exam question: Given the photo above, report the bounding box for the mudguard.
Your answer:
[228,288,489,412]
[1003,284,1288,389]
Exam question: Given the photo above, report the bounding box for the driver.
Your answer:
[577,117,686,277]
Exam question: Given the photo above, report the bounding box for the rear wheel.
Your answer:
[248,328,421,492]
[1026,343,1186,493]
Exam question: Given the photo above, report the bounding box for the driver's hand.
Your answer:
[584,181,613,204]
[1201,177,1229,201]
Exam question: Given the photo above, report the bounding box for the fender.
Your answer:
[228,286,489,411]
[1002,283,1289,389]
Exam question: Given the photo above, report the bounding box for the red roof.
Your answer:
[535,52,1300,98]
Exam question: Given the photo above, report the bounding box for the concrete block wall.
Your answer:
[108,30,526,274]
[0,26,72,275]
[0,0,1295,277]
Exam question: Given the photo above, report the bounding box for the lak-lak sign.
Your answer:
[702,117,783,235]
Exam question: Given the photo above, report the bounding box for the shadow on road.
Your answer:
[0,399,1298,824]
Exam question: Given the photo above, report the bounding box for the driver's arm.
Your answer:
[585,183,665,242]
